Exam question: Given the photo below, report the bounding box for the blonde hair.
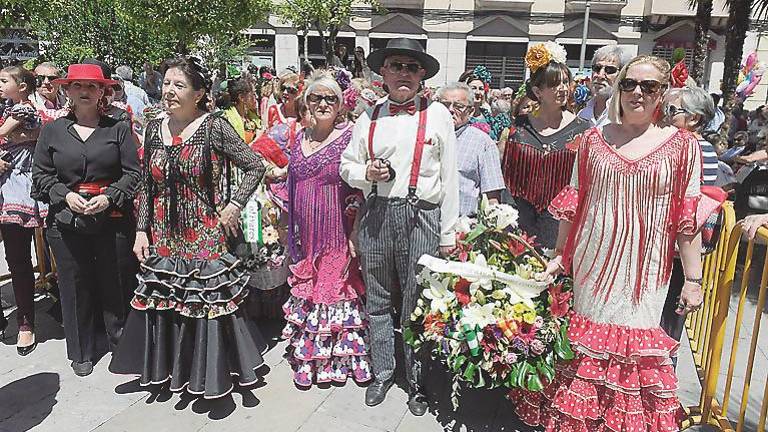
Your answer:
[607,55,670,125]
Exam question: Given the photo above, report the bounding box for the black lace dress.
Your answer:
[110,114,268,399]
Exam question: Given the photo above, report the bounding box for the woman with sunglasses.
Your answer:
[281,72,371,387]
[510,55,704,432]
[502,43,589,249]
[266,72,300,130]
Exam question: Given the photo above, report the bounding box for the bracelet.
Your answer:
[685,277,703,285]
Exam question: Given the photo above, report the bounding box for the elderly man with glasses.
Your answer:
[31,62,66,116]
[578,45,631,126]
[437,82,505,216]
[341,38,458,416]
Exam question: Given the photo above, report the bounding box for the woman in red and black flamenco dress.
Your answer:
[510,56,705,431]
[110,57,268,399]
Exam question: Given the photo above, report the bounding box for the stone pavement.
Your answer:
[0,278,761,432]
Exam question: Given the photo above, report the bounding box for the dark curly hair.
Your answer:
[216,77,253,110]
[160,57,212,111]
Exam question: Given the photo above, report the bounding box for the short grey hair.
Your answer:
[435,82,472,102]
[35,62,59,73]
[302,71,343,107]
[664,86,716,131]
[491,98,511,115]
[115,65,133,81]
[593,45,632,69]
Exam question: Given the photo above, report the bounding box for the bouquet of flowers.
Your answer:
[404,197,574,407]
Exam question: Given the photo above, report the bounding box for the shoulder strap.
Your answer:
[407,96,429,201]
[367,102,386,197]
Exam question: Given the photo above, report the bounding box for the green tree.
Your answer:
[122,0,272,57]
[278,0,381,66]
[718,0,753,142]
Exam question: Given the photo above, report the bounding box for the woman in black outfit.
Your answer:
[32,64,140,377]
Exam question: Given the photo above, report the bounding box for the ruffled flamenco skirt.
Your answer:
[508,313,687,432]
[281,249,373,387]
[109,253,268,399]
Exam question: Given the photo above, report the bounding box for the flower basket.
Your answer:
[403,197,574,408]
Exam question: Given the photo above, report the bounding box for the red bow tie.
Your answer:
[390,101,416,116]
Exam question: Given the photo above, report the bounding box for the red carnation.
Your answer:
[670,61,689,89]
[454,278,472,306]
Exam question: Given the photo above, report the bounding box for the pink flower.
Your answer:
[530,340,546,355]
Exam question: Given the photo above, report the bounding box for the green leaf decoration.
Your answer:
[526,373,544,392]
[672,47,687,64]
[403,327,415,345]
[465,223,488,243]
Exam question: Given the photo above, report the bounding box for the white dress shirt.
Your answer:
[341,96,459,246]
[578,97,611,127]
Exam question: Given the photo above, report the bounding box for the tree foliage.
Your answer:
[1,0,270,71]
[278,0,381,64]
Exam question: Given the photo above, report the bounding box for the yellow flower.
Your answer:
[523,310,537,324]
[525,44,551,74]
[512,303,530,315]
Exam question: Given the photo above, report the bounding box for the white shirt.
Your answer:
[340,96,459,246]
[577,97,610,127]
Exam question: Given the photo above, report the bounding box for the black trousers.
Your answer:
[46,217,137,363]
[0,224,36,331]
[660,259,686,367]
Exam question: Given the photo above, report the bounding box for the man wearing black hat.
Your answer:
[340,38,459,416]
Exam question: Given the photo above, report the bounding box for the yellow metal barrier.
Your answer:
[684,201,768,431]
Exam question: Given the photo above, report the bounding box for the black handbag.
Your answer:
[54,206,109,235]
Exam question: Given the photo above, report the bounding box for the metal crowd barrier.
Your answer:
[684,200,768,431]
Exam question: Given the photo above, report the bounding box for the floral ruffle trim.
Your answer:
[282,296,372,387]
[131,253,250,319]
[677,195,700,235]
[549,185,579,223]
[508,314,686,432]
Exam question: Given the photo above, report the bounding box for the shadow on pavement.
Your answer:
[0,372,60,431]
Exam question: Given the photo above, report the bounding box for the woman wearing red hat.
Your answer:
[32,64,141,377]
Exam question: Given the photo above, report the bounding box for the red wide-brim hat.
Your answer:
[53,64,119,86]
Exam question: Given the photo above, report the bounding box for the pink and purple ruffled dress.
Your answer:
[509,128,702,432]
[282,127,372,387]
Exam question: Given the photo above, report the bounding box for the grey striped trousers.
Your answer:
[357,197,440,393]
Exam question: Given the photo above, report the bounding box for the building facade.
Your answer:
[246,0,768,108]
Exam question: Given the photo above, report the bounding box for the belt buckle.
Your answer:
[406,193,420,206]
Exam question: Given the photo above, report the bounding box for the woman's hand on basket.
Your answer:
[133,232,150,263]
[535,255,565,282]
[219,203,242,237]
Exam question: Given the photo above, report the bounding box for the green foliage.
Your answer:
[3,0,270,71]
[672,47,687,64]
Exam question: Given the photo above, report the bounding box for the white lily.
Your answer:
[460,302,496,329]
[486,203,519,230]
[465,254,494,294]
[455,216,475,234]
[420,270,455,314]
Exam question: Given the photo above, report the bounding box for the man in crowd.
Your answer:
[706,92,726,132]
[139,62,162,101]
[578,45,630,126]
[437,82,505,216]
[115,65,150,120]
[31,62,65,111]
[340,38,459,416]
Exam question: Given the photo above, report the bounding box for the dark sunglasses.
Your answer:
[281,85,299,94]
[592,64,619,75]
[618,78,664,95]
[35,75,59,85]
[666,105,691,117]
[385,62,422,74]
[307,93,339,104]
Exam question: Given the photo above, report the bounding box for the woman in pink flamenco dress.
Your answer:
[510,55,705,432]
[281,73,372,387]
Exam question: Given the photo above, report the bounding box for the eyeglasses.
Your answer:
[592,64,619,75]
[281,85,299,94]
[440,101,470,112]
[307,93,339,105]
[618,78,664,95]
[666,105,691,117]
[385,62,423,74]
[36,75,59,85]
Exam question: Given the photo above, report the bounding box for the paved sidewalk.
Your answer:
[0,288,749,432]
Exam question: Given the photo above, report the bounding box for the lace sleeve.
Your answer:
[136,121,159,232]
[211,117,265,206]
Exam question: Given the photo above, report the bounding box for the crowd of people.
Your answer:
[0,36,767,431]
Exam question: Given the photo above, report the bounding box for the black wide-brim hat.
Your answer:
[367,38,440,80]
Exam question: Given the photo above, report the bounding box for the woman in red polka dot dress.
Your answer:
[509,56,705,432]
